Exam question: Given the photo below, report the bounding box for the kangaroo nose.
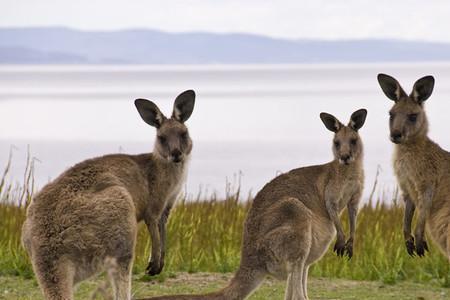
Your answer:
[171,150,182,162]
[391,132,402,144]
[341,155,350,163]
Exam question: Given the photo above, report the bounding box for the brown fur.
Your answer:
[141,109,367,300]
[21,90,196,300]
[378,73,450,259]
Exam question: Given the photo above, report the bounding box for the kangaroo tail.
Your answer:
[138,265,265,300]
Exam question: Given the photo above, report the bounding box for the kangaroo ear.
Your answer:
[377,73,407,102]
[411,75,434,104]
[320,112,342,133]
[348,109,367,131]
[172,90,195,123]
[135,99,166,128]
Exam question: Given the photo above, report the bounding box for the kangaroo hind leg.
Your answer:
[285,259,307,300]
[446,223,450,262]
[262,197,312,300]
[106,256,133,300]
[302,265,310,299]
[32,256,74,300]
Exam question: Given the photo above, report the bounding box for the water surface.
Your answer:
[2,63,450,200]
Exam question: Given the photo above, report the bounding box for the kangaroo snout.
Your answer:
[391,131,403,144]
[170,149,183,163]
[340,155,351,165]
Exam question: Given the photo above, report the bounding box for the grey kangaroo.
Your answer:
[378,74,450,259]
[21,90,196,300]
[141,109,367,300]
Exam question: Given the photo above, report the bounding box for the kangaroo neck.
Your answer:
[395,135,429,155]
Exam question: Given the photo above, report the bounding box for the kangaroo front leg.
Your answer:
[403,194,416,256]
[158,205,172,272]
[145,218,162,276]
[345,194,360,259]
[325,195,346,258]
[414,187,433,257]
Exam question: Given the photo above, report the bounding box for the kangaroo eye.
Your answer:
[408,114,418,123]
[389,112,395,121]
[334,141,340,149]
[350,139,357,146]
[158,136,166,144]
[180,132,188,140]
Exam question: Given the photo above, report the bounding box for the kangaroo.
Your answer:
[141,109,367,300]
[21,90,196,300]
[377,73,450,259]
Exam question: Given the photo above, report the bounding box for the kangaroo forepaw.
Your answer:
[415,240,429,257]
[145,260,163,276]
[333,239,346,258]
[344,239,353,259]
[405,237,416,257]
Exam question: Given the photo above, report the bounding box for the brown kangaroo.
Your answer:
[21,90,196,300]
[378,73,450,259]
[141,109,367,300]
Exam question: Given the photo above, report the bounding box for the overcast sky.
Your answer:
[1,0,450,42]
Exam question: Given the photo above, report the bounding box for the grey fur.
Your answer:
[141,110,366,300]
[21,90,196,300]
[378,74,450,259]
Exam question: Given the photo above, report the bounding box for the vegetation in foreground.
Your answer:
[0,272,448,300]
[0,154,449,296]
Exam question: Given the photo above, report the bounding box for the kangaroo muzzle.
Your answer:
[170,149,183,163]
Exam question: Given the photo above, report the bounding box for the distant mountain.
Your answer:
[1,27,450,64]
[0,46,87,64]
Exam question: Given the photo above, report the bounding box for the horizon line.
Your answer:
[1,26,449,45]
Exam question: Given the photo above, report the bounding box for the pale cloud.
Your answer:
[1,0,450,42]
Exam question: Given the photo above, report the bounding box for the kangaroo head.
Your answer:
[377,74,434,145]
[135,90,195,163]
[320,109,367,165]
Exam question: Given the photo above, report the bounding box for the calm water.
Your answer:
[1,63,450,200]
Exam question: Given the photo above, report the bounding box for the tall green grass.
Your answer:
[0,155,448,286]
[0,150,35,278]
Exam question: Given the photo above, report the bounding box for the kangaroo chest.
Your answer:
[393,148,431,205]
[328,170,363,211]
[338,179,361,208]
[394,153,416,201]
[164,164,188,206]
